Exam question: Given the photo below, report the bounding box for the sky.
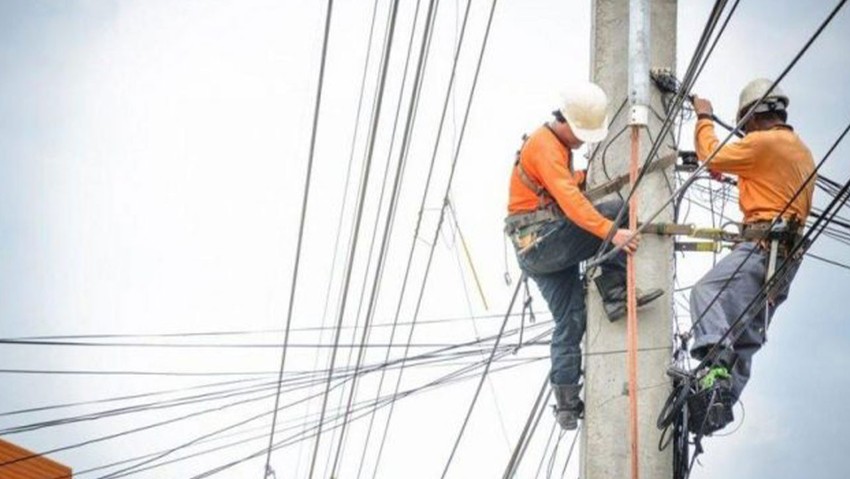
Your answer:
[1,1,849,478]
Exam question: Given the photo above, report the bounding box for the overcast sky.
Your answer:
[1,1,849,478]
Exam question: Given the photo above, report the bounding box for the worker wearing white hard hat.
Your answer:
[555,81,610,143]
[505,81,663,431]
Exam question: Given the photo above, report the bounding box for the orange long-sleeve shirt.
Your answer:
[695,118,815,224]
[507,126,614,239]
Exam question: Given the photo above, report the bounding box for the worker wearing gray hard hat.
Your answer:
[687,78,814,435]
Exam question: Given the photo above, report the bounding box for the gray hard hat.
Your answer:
[737,78,789,122]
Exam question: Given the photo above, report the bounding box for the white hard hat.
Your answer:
[737,78,789,122]
[559,82,609,143]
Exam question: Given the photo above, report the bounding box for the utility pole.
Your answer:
[581,1,676,478]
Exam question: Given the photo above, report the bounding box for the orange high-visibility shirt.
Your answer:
[507,126,614,239]
[695,119,815,225]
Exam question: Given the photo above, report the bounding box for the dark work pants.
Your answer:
[516,200,627,386]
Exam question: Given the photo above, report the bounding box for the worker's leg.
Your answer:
[686,244,763,433]
[527,266,585,386]
[527,265,586,430]
[688,243,803,434]
[690,243,767,360]
[518,199,628,276]
[590,199,664,320]
[726,253,803,398]
[591,199,628,274]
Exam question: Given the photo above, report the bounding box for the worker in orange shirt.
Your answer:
[505,81,663,430]
[688,79,814,434]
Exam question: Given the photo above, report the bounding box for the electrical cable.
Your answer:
[588,0,848,270]
[170,333,549,479]
[328,0,449,474]
[302,2,402,477]
[585,0,731,279]
[502,373,550,478]
[369,0,500,474]
[262,0,334,475]
[19,325,546,478]
[688,117,850,336]
[291,0,384,472]
[440,272,524,478]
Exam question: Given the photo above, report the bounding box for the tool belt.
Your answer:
[740,218,804,258]
[504,204,563,252]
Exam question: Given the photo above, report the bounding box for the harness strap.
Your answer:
[513,132,556,209]
[504,203,561,234]
[513,160,552,209]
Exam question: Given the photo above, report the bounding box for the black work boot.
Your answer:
[688,369,735,435]
[552,384,584,430]
[688,348,737,435]
[593,271,664,322]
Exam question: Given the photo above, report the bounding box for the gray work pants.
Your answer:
[516,200,627,386]
[690,242,802,399]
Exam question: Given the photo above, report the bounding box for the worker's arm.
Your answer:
[691,96,758,176]
[525,139,614,239]
[695,119,758,175]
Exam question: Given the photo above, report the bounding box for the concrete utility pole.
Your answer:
[581,1,676,478]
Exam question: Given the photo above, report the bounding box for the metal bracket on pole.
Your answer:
[628,0,651,126]
[630,104,649,127]
[674,241,724,253]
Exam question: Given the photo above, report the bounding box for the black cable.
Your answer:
[688,117,850,336]
[262,0,334,474]
[2,310,545,343]
[0,377,266,418]
[328,0,441,473]
[533,421,557,479]
[302,2,401,477]
[585,0,730,276]
[692,0,741,81]
[586,98,628,168]
[173,336,548,479]
[589,0,848,270]
[1,322,546,475]
[371,0,500,473]
[441,271,523,478]
[502,373,550,478]
[350,0,444,472]
[66,350,546,479]
[313,0,402,470]
[0,338,548,349]
[297,0,384,469]
[28,328,545,478]
[0,381,279,436]
[559,427,581,477]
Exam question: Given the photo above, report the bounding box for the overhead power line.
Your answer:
[589,0,849,269]
[263,0,335,475]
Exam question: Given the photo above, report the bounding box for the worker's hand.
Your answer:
[708,169,724,182]
[577,169,587,191]
[612,228,640,254]
[692,95,713,117]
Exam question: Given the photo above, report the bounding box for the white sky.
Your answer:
[1,1,849,478]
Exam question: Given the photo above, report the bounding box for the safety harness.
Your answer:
[504,127,572,252]
[505,127,678,255]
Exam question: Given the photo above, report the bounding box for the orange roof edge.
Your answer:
[0,437,72,478]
